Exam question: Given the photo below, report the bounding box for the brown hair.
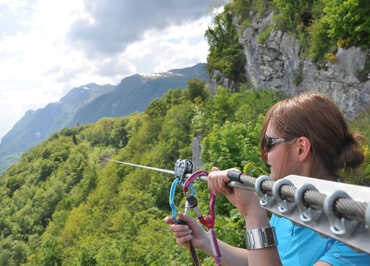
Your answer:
[260,92,364,176]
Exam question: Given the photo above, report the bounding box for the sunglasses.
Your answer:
[263,135,291,152]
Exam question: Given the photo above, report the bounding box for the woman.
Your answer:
[165,93,370,265]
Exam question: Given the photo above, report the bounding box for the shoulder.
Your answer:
[318,240,370,266]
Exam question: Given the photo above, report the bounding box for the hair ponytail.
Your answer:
[336,133,364,171]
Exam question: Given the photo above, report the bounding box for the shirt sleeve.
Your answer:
[318,240,370,266]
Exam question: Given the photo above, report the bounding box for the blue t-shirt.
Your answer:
[270,214,370,265]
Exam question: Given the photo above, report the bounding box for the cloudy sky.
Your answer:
[0,0,221,140]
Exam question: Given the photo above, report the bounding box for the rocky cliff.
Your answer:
[211,12,369,119]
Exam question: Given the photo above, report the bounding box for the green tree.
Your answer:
[39,236,62,266]
[186,78,209,102]
[205,6,246,90]
[323,0,370,46]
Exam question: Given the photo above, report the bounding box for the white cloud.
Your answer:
[67,0,215,56]
[0,0,213,140]
[123,16,211,74]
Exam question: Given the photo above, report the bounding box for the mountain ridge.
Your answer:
[70,63,208,125]
[0,63,208,173]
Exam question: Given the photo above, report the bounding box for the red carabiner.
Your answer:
[184,171,217,229]
[198,192,216,229]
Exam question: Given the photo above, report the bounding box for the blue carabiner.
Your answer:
[169,178,196,223]
[169,178,180,221]
[190,183,196,195]
[169,174,200,266]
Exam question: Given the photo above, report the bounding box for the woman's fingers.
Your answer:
[173,229,192,238]
[208,168,232,195]
[164,216,175,225]
[169,224,192,247]
[176,234,193,245]
[169,223,190,233]
[169,223,189,233]
[218,172,231,194]
[177,212,196,225]
[165,214,197,246]
[167,214,196,235]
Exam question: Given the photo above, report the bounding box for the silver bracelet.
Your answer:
[245,227,277,250]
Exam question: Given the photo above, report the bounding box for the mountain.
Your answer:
[0,83,115,173]
[71,63,208,125]
[0,63,208,173]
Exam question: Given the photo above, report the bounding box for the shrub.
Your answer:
[205,6,246,88]
[337,39,351,48]
[308,19,337,62]
[323,0,370,46]
[258,25,274,43]
[325,52,337,63]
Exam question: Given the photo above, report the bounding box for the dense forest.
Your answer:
[0,80,368,265]
[0,0,369,265]
[0,64,207,175]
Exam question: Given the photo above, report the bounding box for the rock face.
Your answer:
[234,12,369,119]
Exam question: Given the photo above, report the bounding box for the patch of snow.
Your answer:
[139,71,183,79]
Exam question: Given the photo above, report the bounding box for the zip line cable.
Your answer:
[109,159,175,175]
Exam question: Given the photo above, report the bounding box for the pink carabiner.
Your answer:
[183,170,222,265]
[209,228,222,266]
[184,170,208,193]
[199,192,216,229]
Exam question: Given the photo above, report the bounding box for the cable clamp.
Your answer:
[295,183,322,223]
[323,190,359,236]
[255,175,274,207]
[272,179,296,214]
[174,159,193,181]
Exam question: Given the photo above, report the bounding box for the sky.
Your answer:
[0,0,222,140]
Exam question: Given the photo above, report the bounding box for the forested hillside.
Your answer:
[0,63,208,175]
[0,83,115,174]
[1,78,368,265]
[0,80,278,265]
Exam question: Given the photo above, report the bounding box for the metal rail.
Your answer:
[106,158,370,254]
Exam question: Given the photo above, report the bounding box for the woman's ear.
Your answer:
[296,136,311,161]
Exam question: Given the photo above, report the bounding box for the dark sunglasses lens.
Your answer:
[263,136,272,152]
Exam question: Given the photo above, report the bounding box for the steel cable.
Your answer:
[222,175,368,223]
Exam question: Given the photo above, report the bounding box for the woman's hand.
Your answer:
[164,213,209,250]
[208,167,261,217]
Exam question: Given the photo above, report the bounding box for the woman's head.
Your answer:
[260,92,364,179]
